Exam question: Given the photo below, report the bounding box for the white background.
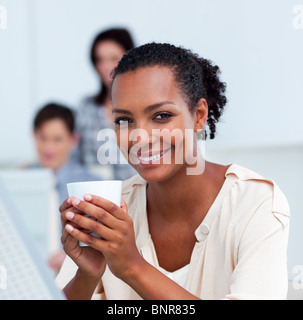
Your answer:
[0,0,303,281]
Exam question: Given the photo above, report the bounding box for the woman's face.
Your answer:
[111,66,207,182]
[94,40,126,89]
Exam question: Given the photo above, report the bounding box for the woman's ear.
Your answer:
[194,98,208,133]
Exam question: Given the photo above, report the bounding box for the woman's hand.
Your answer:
[60,196,199,300]
[59,197,106,280]
[63,194,143,281]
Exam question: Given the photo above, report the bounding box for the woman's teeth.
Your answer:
[139,151,165,162]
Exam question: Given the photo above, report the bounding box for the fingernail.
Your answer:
[67,197,71,205]
[84,194,92,201]
[65,224,74,232]
[72,198,80,206]
[66,211,74,220]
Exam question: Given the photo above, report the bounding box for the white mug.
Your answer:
[67,180,122,246]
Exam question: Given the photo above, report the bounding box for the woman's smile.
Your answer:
[136,148,171,165]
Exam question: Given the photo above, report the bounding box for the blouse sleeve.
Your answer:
[55,255,78,291]
[55,255,105,300]
[225,194,290,300]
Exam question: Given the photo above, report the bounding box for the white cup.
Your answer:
[67,180,122,246]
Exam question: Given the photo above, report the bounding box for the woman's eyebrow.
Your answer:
[143,101,175,114]
[112,108,133,115]
[112,101,175,115]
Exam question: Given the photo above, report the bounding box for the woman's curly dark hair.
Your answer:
[112,43,227,139]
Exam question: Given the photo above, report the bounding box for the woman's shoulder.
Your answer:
[226,164,290,226]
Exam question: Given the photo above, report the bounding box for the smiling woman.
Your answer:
[111,65,209,180]
[57,43,290,300]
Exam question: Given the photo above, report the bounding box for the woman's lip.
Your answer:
[137,149,168,158]
[127,148,171,165]
[133,148,171,158]
[136,148,171,164]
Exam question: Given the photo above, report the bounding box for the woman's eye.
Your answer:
[154,113,172,120]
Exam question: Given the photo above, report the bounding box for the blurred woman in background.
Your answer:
[75,28,136,181]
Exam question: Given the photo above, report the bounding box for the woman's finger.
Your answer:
[62,231,82,259]
[59,197,73,213]
[84,194,127,219]
[120,197,128,212]
[71,197,121,228]
[65,223,106,251]
[65,211,114,240]
[61,222,80,254]
[61,226,70,244]
[61,205,85,225]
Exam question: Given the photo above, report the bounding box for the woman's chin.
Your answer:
[134,163,184,183]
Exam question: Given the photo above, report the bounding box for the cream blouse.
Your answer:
[56,164,290,300]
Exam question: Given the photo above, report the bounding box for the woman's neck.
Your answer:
[146,161,228,222]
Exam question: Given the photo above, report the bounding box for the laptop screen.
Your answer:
[0,178,65,300]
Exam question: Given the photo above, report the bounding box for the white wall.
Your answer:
[0,0,33,165]
[1,0,303,282]
[1,0,303,165]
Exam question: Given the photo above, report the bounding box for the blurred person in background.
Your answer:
[33,103,98,204]
[74,27,136,180]
[33,103,98,273]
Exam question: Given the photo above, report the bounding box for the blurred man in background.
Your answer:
[32,103,98,273]
[33,103,98,204]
